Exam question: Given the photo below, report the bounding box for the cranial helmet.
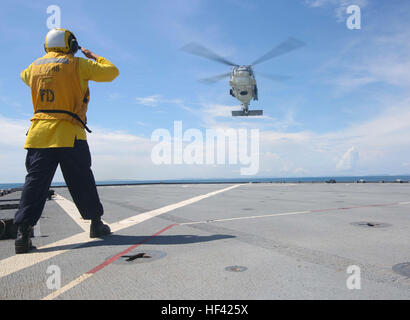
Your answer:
[44,28,79,54]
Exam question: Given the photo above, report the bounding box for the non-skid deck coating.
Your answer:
[0,183,409,300]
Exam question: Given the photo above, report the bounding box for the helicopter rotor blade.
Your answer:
[181,42,238,67]
[199,72,232,84]
[252,37,306,66]
[256,72,292,82]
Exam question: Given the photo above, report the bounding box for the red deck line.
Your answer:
[87,224,177,274]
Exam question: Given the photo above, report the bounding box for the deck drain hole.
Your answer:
[225,266,247,273]
[122,253,152,262]
[108,250,166,265]
[350,221,391,228]
[392,262,410,278]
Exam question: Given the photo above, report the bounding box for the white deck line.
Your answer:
[179,201,410,226]
[0,184,242,279]
[179,210,311,225]
[53,194,107,232]
[42,274,93,300]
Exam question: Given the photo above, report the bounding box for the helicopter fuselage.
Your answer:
[229,66,258,111]
[182,38,305,117]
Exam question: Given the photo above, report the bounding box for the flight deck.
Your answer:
[0,182,409,300]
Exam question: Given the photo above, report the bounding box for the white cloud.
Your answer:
[330,76,377,93]
[201,103,237,119]
[135,95,162,107]
[306,0,367,8]
[0,116,31,182]
[336,146,359,170]
[3,92,410,182]
[359,56,410,88]
[188,102,299,134]
[265,152,281,160]
[135,94,185,108]
[295,167,308,174]
[0,115,30,147]
[315,25,410,95]
[136,121,149,127]
[0,95,31,118]
[305,0,368,22]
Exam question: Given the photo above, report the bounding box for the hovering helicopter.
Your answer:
[181,38,306,116]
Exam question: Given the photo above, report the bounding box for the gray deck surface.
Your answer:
[0,183,409,300]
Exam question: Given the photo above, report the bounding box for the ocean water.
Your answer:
[1,175,409,190]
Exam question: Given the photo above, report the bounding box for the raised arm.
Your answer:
[78,47,119,82]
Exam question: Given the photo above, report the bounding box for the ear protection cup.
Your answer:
[68,34,79,55]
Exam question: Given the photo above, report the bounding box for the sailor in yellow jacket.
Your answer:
[14,28,119,254]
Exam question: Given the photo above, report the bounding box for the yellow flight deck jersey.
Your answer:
[21,52,119,148]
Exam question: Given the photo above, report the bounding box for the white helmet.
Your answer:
[44,28,79,54]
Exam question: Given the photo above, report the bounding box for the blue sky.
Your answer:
[1,0,410,182]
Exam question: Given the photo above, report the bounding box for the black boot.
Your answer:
[90,218,111,238]
[15,223,35,254]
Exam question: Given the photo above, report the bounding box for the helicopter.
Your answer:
[181,38,306,116]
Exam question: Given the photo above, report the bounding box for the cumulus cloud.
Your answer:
[2,92,410,182]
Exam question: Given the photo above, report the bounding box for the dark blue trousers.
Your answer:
[14,139,103,227]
